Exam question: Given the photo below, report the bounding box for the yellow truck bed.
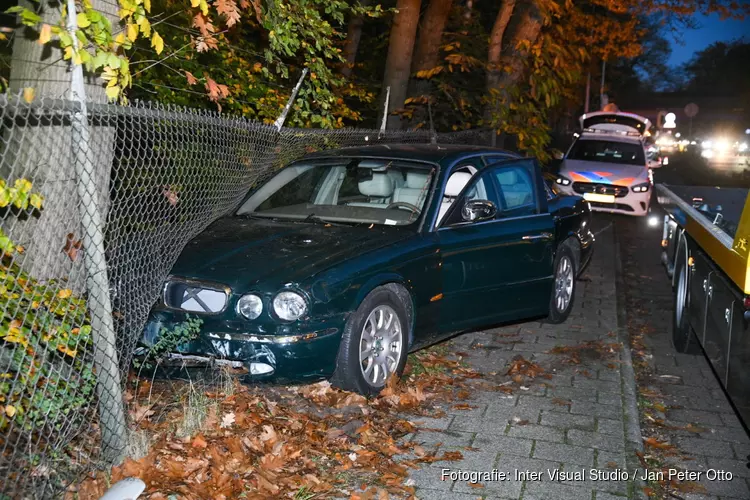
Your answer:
[656,184,750,294]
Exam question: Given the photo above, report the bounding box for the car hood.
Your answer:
[560,159,648,185]
[170,217,412,290]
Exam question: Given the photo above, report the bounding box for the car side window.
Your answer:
[491,165,538,216]
[441,169,500,227]
[435,160,484,225]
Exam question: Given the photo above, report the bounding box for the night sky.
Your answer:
[668,12,750,67]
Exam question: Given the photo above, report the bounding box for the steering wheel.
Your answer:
[386,202,420,214]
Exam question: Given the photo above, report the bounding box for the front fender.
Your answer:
[352,273,412,309]
[352,274,417,347]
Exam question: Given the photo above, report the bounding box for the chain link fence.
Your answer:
[0,94,493,498]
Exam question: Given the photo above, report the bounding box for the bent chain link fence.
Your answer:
[0,94,493,498]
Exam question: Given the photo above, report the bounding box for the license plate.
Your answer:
[583,193,615,203]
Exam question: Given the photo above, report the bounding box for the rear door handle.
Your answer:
[522,232,553,241]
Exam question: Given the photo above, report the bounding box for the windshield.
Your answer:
[568,139,645,166]
[236,158,435,226]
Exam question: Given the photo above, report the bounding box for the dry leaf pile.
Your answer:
[505,355,549,384]
[70,349,493,500]
[547,339,622,366]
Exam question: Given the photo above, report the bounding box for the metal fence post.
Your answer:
[66,0,127,463]
[378,86,390,139]
[274,68,309,131]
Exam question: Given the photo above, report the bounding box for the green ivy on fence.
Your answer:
[0,178,96,438]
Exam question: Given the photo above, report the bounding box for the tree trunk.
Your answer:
[484,0,517,123]
[4,1,118,284]
[341,0,372,78]
[494,1,543,90]
[408,0,453,126]
[486,0,517,92]
[381,0,422,130]
[411,0,453,79]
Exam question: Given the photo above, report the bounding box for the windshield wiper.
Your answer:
[301,213,347,226]
[239,212,274,220]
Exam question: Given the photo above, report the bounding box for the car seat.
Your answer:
[437,171,472,224]
[392,171,430,207]
[347,172,395,208]
[497,170,532,208]
[387,170,406,191]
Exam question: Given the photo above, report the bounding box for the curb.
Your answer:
[611,221,647,500]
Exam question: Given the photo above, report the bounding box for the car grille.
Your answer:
[163,278,228,314]
[588,201,634,212]
[572,182,629,198]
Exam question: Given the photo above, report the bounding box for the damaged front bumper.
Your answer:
[139,313,346,383]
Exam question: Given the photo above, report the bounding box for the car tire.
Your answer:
[331,286,410,396]
[672,251,701,354]
[546,242,577,324]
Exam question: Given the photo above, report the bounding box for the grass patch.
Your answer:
[406,353,447,377]
[176,382,215,439]
[293,486,317,500]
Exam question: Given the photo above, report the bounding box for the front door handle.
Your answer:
[522,232,553,241]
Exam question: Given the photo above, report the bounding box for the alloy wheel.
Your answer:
[359,305,403,386]
[555,255,574,312]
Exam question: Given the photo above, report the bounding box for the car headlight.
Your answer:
[632,182,650,193]
[556,175,571,186]
[237,293,263,320]
[273,291,307,321]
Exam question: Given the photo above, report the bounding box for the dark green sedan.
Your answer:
[142,144,594,395]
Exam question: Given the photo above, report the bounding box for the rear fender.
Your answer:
[552,198,590,267]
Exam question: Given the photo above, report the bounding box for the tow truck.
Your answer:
[658,184,750,428]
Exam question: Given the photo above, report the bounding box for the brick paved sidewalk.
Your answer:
[617,211,750,500]
[404,218,643,500]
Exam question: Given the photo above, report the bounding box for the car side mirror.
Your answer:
[552,150,564,160]
[648,159,662,169]
[461,199,497,222]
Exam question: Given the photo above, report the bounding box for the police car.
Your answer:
[554,111,660,217]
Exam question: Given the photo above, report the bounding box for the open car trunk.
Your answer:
[580,112,651,136]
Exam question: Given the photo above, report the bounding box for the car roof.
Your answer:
[299,143,521,165]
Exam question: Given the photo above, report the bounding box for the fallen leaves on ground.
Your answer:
[70,346,492,499]
[547,340,622,365]
[450,403,476,411]
[505,355,547,382]
[621,227,711,500]
[643,437,674,450]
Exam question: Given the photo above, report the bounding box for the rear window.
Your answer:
[568,139,645,166]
